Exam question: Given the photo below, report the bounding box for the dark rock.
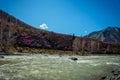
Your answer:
[111,70,119,76]
[0,55,4,58]
[110,76,116,80]
[101,76,106,79]
[114,73,119,76]
[59,55,62,57]
[115,75,120,80]
[111,70,115,73]
[69,57,78,61]
[118,69,120,74]
[44,54,48,57]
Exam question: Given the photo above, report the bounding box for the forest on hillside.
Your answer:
[0,10,120,54]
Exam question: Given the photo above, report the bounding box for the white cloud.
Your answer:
[40,23,48,29]
[84,30,88,34]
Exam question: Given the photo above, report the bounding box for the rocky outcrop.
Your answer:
[86,27,120,43]
[99,68,120,80]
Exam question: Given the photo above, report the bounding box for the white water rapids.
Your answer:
[0,54,120,80]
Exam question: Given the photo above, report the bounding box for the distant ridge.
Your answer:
[86,27,120,43]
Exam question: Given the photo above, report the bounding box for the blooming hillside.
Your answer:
[0,10,120,54]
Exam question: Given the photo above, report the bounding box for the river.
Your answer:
[0,54,120,80]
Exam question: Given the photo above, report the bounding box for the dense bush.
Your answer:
[14,30,73,51]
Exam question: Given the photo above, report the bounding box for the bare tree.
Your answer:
[81,38,85,53]
[97,42,100,51]
[0,19,3,51]
[90,40,97,52]
[0,18,15,52]
[72,37,81,54]
[6,23,14,46]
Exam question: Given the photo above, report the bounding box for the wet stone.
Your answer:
[101,76,106,79]
[0,56,4,58]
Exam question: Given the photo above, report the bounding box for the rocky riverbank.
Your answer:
[95,68,120,80]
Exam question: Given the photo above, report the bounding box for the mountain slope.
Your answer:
[0,10,120,54]
[86,27,120,43]
[0,10,73,51]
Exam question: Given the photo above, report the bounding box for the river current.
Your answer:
[0,54,120,80]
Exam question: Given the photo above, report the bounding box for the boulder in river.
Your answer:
[101,76,106,79]
[0,55,4,58]
[69,57,78,61]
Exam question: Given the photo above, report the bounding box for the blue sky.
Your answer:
[0,0,120,36]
